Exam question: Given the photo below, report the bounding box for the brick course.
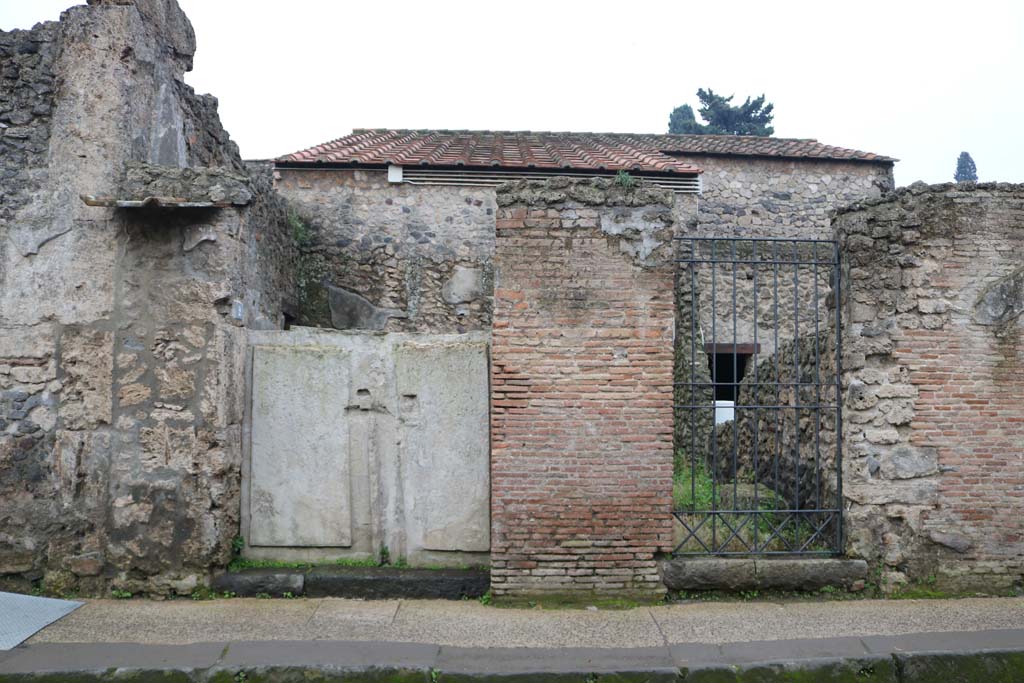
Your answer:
[489,179,681,597]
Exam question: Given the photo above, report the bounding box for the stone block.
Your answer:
[325,283,405,330]
[661,558,868,592]
[66,553,103,577]
[754,558,868,591]
[660,558,756,591]
[886,447,938,479]
[0,549,35,575]
[304,566,489,599]
[442,266,483,305]
[396,340,490,553]
[58,327,113,430]
[210,568,304,597]
[249,345,352,547]
[0,325,54,360]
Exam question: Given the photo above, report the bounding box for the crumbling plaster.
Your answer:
[0,0,295,595]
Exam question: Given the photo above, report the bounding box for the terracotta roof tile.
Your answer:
[278,130,895,173]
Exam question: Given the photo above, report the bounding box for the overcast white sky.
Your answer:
[4,1,1023,186]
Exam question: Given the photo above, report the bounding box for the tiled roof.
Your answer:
[641,134,896,162]
[277,130,895,173]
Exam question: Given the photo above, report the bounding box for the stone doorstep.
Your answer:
[211,566,490,600]
[2,632,1024,681]
[661,557,869,592]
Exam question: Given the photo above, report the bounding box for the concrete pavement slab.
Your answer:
[20,595,1024,653]
[27,598,321,644]
[303,597,402,638]
[385,599,666,648]
[650,597,1024,645]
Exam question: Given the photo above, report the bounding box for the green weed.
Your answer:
[615,170,636,190]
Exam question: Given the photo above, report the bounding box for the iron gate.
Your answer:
[672,237,843,556]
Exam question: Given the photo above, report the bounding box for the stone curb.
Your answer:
[210,567,490,599]
[661,557,868,592]
[0,630,1021,681]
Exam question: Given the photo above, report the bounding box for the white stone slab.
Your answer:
[249,345,352,547]
[396,341,490,552]
[0,591,81,650]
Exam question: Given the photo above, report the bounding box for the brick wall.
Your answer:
[489,178,682,597]
[835,182,1024,592]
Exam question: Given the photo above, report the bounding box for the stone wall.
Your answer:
[835,182,1024,592]
[0,0,297,595]
[490,178,683,597]
[0,22,58,232]
[275,169,495,333]
[677,155,896,239]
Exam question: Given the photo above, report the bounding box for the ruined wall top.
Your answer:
[496,176,675,208]
[85,0,196,71]
[835,180,1024,216]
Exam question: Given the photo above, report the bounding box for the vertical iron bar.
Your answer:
[690,240,697,513]
[710,239,718,551]
[772,242,781,518]
[792,241,801,549]
[730,240,738,510]
[834,239,844,554]
[813,250,822,517]
[751,240,760,551]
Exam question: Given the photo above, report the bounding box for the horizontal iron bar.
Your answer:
[674,404,838,409]
[673,550,840,556]
[673,381,836,387]
[675,510,841,515]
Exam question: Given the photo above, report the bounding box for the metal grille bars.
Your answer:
[672,237,843,556]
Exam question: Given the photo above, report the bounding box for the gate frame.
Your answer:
[672,236,844,557]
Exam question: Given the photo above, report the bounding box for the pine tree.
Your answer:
[954,152,978,182]
[668,89,774,136]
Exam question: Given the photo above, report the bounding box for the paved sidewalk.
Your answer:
[1,596,1022,680]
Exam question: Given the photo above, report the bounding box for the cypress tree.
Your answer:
[954,152,978,182]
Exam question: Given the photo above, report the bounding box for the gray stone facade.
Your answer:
[275,169,496,333]
[11,0,1019,600]
[0,0,296,596]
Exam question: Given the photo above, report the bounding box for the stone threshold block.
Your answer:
[211,567,490,600]
[661,558,868,592]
